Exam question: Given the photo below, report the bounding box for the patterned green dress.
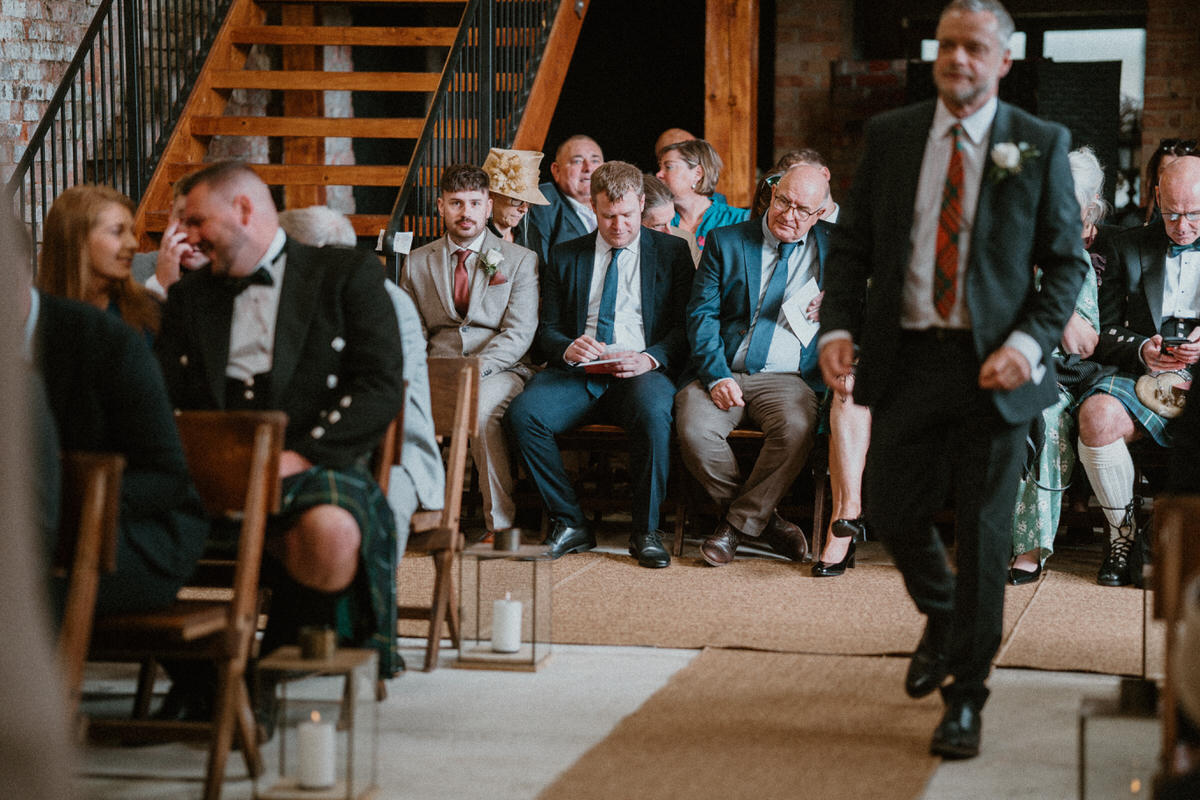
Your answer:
[1011,264,1099,563]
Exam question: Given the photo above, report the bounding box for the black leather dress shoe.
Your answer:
[629,530,671,568]
[700,521,741,567]
[542,521,595,559]
[905,618,951,699]
[1008,561,1042,585]
[1097,535,1133,586]
[930,699,982,759]
[760,512,809,562]
[153,681,213,722]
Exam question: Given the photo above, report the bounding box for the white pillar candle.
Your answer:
[297,710,336,789]
[491,592,522,653]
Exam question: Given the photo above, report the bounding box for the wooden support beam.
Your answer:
[512,0,589,151]
[704,0,757,209]
[281,4,324,209]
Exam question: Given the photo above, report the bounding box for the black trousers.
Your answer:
[865,331,1027,708]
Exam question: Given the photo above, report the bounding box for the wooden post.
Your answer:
[704,0,757,209]
[512,0,590,152]
[281,3,325,210]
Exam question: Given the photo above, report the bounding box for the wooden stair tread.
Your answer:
[209,69,440,92]
[191,116,423,138]
[163,163,408,186]
[229,25,457,47]
[144,211,391,236]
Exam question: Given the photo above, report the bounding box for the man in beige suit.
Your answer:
[399,163,539,535]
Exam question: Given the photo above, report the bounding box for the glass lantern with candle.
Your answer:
[254,646,379,800]
[458,531,553,670]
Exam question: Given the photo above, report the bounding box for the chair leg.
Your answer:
[132,659,158,719]
[203,662,237,800]
[811,470,828,565]
[424,549,454,671]
[233,679,264,778]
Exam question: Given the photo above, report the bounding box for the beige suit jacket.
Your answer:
[399,229,538,379]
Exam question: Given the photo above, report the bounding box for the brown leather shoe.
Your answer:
[761,512,810,562]
[700,520,741,567]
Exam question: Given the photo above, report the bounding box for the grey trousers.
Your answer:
[674,373,818,536]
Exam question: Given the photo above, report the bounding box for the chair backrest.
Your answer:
[174,411,286,635]
[55,451,124,716]
[419,357,478,533]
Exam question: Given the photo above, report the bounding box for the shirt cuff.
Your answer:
[818,329,853,351]
[643,353,660,370]
[144,273,167,299]
[706,377,733,392]
[1005,330,1045,385]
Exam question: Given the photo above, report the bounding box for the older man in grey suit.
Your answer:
[400,164,539,536]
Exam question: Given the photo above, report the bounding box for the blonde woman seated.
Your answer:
[656,138,748,250]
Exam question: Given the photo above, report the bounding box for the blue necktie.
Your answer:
[744,241,797,373]
[594,247,622,345]
[1169,240,1200,257]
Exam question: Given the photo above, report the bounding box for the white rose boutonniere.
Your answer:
[480,248,507,285]
[987,141,1040,183]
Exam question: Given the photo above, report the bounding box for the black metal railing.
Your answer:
[387,0,562,246]
[5,0,232,270]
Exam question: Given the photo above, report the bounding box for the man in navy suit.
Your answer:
[819,0,1087,758]
[504,161,693,568]
[674,164,832,568]
[526,135,604,265]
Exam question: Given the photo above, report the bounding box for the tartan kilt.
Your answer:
[276,462,399,677]
[1077,374,1173,447]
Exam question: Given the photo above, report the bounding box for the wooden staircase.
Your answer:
[134,0,587,248]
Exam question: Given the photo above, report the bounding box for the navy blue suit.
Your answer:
[504,228,693,532]
[525,181,590,268]
[687,216,831,391]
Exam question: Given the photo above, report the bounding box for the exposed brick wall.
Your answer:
[1141,0,1200,172]
[0,0,103,183]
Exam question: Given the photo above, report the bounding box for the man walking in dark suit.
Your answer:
[674,164,832,568]
[819,0,1088,758]
[504,161,693,568]
[526,135,604,265]
[157,160,405,678]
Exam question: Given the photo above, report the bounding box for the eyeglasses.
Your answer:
[1163,210,1200,223]
[770,190,825,221]
[1158,139,1197,156]
[496,195,528,208]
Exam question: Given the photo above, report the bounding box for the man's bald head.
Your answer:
[1158,155,1200,246]
[654,128,696,159]
[765,164,830,243]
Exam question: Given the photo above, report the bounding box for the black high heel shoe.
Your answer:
[811,541,856,577]
[830,516,867,541]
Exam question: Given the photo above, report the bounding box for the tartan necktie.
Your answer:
[933,123,965,319]
[452,248,471,317]
[594,247,623,345]
[744,240,797,373]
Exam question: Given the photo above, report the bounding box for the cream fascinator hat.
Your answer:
[481,148,550,206]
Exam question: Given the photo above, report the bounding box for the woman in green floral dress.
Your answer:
[1009,147,1107,583]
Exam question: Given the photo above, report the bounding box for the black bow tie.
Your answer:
[225,266,274,294]
[1169,240,1200,258]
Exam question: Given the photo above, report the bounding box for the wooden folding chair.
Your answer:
[54,451,124,721]
[376,357,478,671]
[88,411,285,800]
[1152,494,1200,781]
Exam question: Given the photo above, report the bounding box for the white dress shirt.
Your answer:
[728,217,816,374]
[566,195,598,233]
[226,227,288,382]
[584,234,647,354]
[1163,250,1200,320]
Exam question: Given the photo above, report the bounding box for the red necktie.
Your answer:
[933,123,964,319]
[452,248,471,317]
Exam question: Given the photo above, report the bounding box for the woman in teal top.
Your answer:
[1009,147,1108,584]
[658,139,749,250]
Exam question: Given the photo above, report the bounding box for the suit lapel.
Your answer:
[639,231,659,337]
[270,239,322,406]
[894,102,938,251]
[811,223,828,286]
[427,237,458,320]
[972,102,1011,273]
[467,231,500,321]
[193,275,235,408]
[1142,230,1168,331]
[742,222,763,315]
[575,233,599,333]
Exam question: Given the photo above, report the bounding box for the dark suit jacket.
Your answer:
[537,228,693,382]
[526,181,590,267]
[821,99,1088,425]
[1092,219,1177,373]
[686,217,832,389]
[156,238,404,469]
[36,293,208,583]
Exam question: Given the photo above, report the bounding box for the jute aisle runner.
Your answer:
[537,649,942,800]
[398,548,1160,675]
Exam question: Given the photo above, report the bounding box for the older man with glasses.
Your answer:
[674,163,832,567]
[1077,154,1200,587]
